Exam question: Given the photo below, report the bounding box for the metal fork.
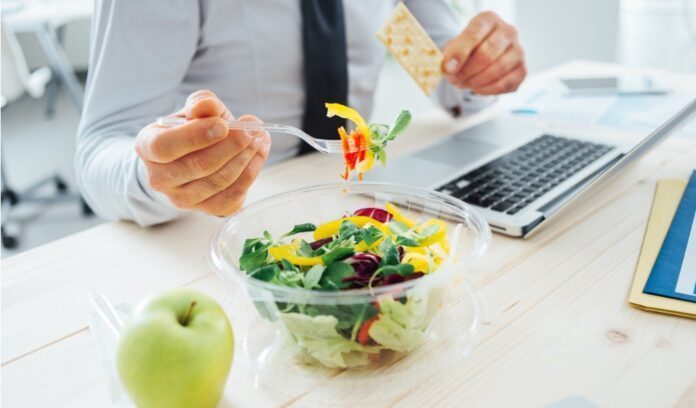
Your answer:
[157,116,344,154]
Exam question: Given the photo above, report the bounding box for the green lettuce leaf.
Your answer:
[368,295,429,352]
[281,313,381,368]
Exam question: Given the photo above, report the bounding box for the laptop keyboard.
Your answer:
[436,135,614,215]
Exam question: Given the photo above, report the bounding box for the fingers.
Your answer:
[442,11,498,75]
[461,45,524,90]
[184,90,232,119]
[137,89,271,217]
[442,11,526,96]
[472,63,527,95]
[142,113,271,216]
[191,146,269,216]
[136,117,229,163]
[166,126,270,206]
[145,115,266,188]
[457,24,517,81]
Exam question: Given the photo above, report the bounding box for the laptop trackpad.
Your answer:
[363,155,456,187]
[418,137,500,167]
[365,139,499,187]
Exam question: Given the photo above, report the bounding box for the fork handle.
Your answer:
[157,116,289,133]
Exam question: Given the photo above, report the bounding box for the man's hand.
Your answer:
[442,11,526,95]
[135,90,271,216]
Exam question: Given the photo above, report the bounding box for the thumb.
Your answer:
[184,90,231,119]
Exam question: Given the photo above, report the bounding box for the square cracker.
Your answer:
[377,3,443,95]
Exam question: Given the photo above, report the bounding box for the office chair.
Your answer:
[1,23,92,249]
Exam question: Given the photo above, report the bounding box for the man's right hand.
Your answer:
[135,90,271,217]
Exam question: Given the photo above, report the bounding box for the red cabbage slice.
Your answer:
[383,273,405,285]
[309,237,332,250]
[403,272,425,281]
[353,207,393,223]
[345,253,381,276]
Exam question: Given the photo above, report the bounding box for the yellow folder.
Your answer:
[628,179,696,318]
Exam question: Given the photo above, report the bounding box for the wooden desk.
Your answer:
[3,61,696,407]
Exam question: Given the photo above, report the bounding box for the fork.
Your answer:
[156,116,344,154]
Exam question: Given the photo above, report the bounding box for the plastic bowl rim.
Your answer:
[208,182,492,303]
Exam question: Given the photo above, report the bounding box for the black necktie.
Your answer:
[299,0,349,154]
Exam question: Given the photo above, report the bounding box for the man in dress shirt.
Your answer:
[76,0,526,226]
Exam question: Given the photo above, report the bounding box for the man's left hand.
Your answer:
[442,11,526,95]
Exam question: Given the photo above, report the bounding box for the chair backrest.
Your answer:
[1,22,51,107]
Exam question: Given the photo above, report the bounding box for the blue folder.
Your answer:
[643,170,696,302]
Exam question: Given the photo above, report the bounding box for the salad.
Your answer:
[238,204,451,368]
[325,103,411,180]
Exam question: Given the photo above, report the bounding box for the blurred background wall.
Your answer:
[14,0,696,74]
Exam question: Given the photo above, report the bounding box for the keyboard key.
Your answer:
[464,195,483,206]
[478,197,496,207]
[455,179,470,189]
[491,201,516,212]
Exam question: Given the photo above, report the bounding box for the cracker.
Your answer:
[376,2,443,95]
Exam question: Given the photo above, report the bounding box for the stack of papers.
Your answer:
[628,172,696,318]
[511,87,696,138]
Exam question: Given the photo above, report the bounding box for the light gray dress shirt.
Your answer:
[76,0,492,226]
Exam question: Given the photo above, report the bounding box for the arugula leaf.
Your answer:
[378,239,400,266]
[239,240,270,272]
[297,239,314,257]
[338,220,360,241]
[377,263,414,277]
[418,223,440,240]
[284,223,316,236]
[375,148,387,166]
[388,220,410,236]
[278,268,304,287]
[369,123,389,142]
[242,238,262,255]
[362,225,384,246]
[304,265,326,289]
[319,262,354,290]
[280,258,296,271]
[263,231,273,242]
[395,236,420,247]
[386,110,412,141]
[321,247,355,265]
[249,264,279,281]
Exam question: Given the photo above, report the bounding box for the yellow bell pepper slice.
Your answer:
[325,103,369,134]
[268,245,324,266]
[418,219,447,247]
[402,252,432,273]
[313,216,389,240]
[385,202,415,228]
[402,245,427,254]
[438,235,451,254]
[356,149,375,172]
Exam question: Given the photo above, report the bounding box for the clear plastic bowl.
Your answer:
[209,182,490,398]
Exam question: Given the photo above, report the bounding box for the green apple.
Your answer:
[117,288,234,408]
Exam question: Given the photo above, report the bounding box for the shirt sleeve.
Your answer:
[403,0,496,116]
[75,0,199,226]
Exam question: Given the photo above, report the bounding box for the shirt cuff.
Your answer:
[436,80,497,117]
[127,155,183,226]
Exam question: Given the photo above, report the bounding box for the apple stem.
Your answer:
[180,300,197,326]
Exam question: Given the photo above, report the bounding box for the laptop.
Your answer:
[366,98,696,237]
